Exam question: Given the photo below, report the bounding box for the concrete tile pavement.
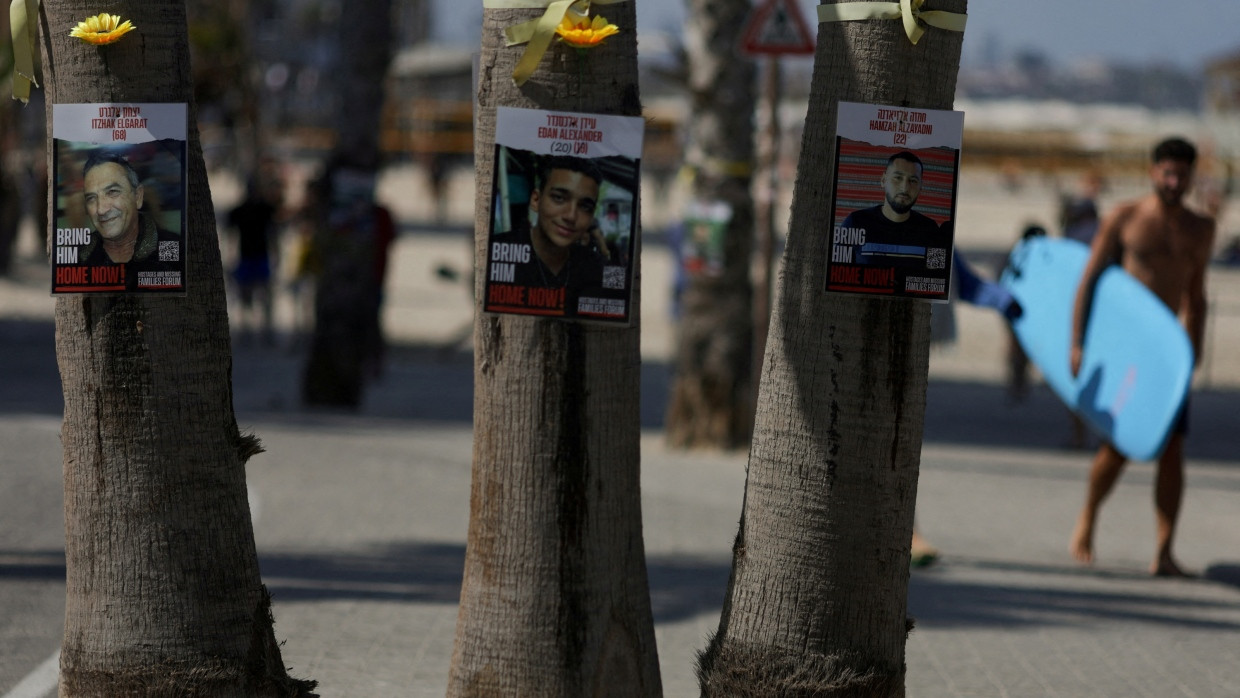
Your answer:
[908,444,1240,697]
[237,404,1240,697]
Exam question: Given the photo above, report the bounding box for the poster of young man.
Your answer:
[825,101,964,301]
[680,199,732,279]
[483,106,644,323]
[51,103,188,294]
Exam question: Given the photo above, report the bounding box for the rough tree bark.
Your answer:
[697,1,967,695]
[447,4,662,696]
[41,0,314,694]
[664,0,758,451]
[329,0,393,168]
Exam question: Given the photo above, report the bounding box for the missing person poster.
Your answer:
[483,106,644,323]
[681,199,732,279]
[825,101,964,301]
[51,103,188,294]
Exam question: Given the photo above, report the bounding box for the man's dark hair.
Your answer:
[887,150,923,171]
[537,155,603,192]
[1022,224,1048,240]
[1152,137,1197,166]
[83,150,141,189]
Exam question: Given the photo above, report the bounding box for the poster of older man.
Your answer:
[51,103,187,294]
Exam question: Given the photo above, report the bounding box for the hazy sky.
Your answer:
[958,0,1238,68]
[436,1,1240,69]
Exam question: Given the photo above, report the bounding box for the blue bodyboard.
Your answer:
[999,237,1193,460]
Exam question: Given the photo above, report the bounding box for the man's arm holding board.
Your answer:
[1070,204,1131,377]
[1181,215,1215,367]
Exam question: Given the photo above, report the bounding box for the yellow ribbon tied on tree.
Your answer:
[9,0,41,103]
[818,0,966,45]
[483,0,627,86]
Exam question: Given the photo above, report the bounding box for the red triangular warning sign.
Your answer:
[740,0,816,56]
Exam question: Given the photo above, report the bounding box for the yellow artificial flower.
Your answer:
[555,14,619,49]
[70,13,137,45]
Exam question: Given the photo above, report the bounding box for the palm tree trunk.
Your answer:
[331,0,393,168]
[664,0,758,449]
[42,1,312,694]
[698,2,967,695]
[301,0,395,407]
[447,5,662,696]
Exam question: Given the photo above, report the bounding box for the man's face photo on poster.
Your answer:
[836,148,943,257]
[528,158,603,265]
[881,152,923,219]
[82,151,145,257]
[827,147,957,298]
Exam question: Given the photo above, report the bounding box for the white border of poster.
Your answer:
[482,107,644,323]
[51,103,188,294]
[825,101,965,301]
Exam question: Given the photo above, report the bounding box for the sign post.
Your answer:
[740,0,814,382]
[740,0,816,56]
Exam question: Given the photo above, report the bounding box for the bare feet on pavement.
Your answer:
[1152,555,1194,578]
[1069,515,1094,565]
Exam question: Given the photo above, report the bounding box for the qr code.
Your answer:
[602,265,626,290]
[925,247,946,270]
[158,241,180,262]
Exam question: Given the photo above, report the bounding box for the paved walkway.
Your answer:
[2,166,1240,697]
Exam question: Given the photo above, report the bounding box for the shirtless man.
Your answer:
[1068,137,1215,577]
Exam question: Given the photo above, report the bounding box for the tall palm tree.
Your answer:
[664,0,758,449]
[300,0,396,407]
[42,1,313,693]
[447,4,662,695]
[698,2,967,695]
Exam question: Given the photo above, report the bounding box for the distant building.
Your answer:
[1205,51,1240,115]
[382,43,475,162]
